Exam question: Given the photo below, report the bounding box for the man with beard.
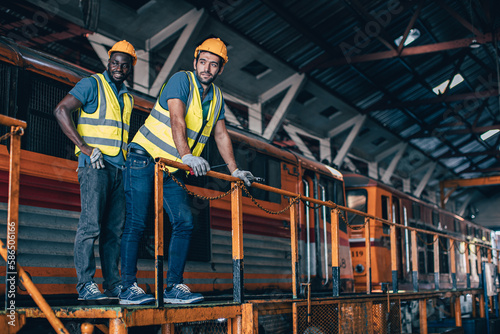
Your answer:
[54,40,136,300]
[119,37,254,305]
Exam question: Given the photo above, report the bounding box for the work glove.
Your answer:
[90,147,105,169]
[232,168,255,187]
[182,154,210,176]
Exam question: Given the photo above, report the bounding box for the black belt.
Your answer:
[128,147,151,158]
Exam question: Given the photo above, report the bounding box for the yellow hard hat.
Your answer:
[194,38,228,64]
[108,40,137,66]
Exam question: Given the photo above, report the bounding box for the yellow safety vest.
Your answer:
[133,71,223,172]
[75,73,133,158]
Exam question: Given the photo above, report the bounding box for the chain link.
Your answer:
[416,232,437,246]
[0,126,24,143]
[160,163,238,201]
[241,184,301,214]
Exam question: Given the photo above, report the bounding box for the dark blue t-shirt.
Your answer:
[69,71,129,168]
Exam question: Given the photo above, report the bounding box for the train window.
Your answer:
[346,189,367,226]
[233,141,281,203]
[466,225,471,236]
[426,234,434,273]
[320,177,346,223]
[412,203,421,221]
[432,212,439,227]
[439,237,450,274]
[381,196,389,220]
[454,220,460,233]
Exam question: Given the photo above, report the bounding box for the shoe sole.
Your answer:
[78,297,108,301]
[163,297,204,304]
[119,298,155,305]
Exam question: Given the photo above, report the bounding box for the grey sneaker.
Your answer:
[119,283,155,305]
[163,284,204,304]
[78,282,107,301]
[104,284,123,299]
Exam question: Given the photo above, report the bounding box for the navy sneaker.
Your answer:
[119,283,155,305]
[163,284,204,304]
[78,282,108,301]
[104,284,123,299]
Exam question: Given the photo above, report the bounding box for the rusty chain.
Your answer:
[416,232,437,246]
[240,184,301,215]
[160,163,238,201]
[0,126,24,143]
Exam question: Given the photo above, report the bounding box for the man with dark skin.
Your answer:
[54,40,137,301]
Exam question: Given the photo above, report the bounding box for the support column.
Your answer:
[232,183,244,303]
[242,303,258,334]
[419,299,428,334]
[109,318,127,334]
[455,296,462,327]
[161,324,175,334]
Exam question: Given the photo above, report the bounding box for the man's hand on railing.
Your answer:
[232,169,255,187]
[182,154,210,176]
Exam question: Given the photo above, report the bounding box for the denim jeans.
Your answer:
[121,152,194,288]
[75,161,125,292]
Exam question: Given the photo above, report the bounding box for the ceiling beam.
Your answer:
[397,0,425,55]
[438,149,500,159]
[433,124,500,136]
[366,88,499,112]
[437,0,483,36]
[301,31,500,70]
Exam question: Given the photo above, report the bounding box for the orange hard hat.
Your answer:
[108,40,137,66]
[194,38,228,64]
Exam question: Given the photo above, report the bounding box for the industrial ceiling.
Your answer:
[1,0,500,223]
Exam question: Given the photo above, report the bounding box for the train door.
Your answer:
[392,197,405,279]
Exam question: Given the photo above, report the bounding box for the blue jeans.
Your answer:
[121,152,194,288]
[75,161,124,292]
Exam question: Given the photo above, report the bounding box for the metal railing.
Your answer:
[0,115,70,334]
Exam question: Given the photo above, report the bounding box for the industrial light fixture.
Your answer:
[394,28,421,47]
[432,74,464,95]
[469,39,481,48]
[480,129,500,141]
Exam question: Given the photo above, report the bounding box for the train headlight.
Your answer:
[355,264,365,273]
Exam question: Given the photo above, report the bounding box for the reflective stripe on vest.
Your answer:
[75,73,133,158]
[132,71,222,172]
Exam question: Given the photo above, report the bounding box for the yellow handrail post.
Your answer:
[232,182,244,303]
[331,209,340,297]
[290,200,299,299]
[154,162,164,308]
[450,239,457,291]
[365,217,371,294]
[434,234,440,290]
[390,224,398,293]
[411,230,419,292]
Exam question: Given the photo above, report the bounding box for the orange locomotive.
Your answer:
[0,38,353,299]
[344,173,495,292]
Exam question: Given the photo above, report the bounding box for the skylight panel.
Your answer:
[480,129,500,141]
[432,74,464,95]
[394,29,420,47]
